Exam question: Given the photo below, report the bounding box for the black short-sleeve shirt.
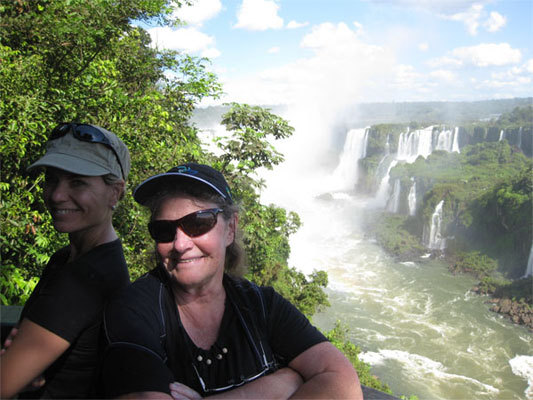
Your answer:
[102,267,327,397]
[19,239,130,398]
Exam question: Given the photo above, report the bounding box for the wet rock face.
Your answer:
[488,297,533,331]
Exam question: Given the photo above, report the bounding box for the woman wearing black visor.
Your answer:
[102,163,362,399]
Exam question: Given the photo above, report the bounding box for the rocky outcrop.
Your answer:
[470,291,533,331]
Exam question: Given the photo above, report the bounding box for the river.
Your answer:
[258,118,533,399]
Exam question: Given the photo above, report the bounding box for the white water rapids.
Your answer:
[257,119,533,400]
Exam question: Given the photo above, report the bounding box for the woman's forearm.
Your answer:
[288,370,363,399]
[169,367,303,400]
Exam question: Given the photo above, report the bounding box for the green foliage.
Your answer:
[217,103,294,175]
[214,103,329,318]
[477,276,533,305]
[449,251,498,279]
[387,140,531,279]
[476,276,512,295]
[0,0,221,302]
[492,277,533,304]
[326,322,392,394]
[365,213,425,260]
[366,124,406,156]
[1,19,330,321]
[496,105,533,128]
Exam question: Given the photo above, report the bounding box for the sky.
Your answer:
[141,0,533,107]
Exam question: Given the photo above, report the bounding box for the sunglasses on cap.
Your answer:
[50,123,125,179]
[148,208,224,243]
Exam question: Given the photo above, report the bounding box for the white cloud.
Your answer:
[202,48,221,59]
[352,21,364,36]
[234,0,283,31]
[451,43,521,67]
[222,22,397,108]
[491,60,533,80]
[418,42,429,52]
[446,3,483,35]
[392,64,423,89]
[171,0,222,26]
[427,56,463,68]
[268,46,280,54]
[525,59,533,74]
[484,11,507,32]
[147,26,219,56]
[368,0,491,14]
[481,76,532,88]
[429,69,456,82]
[287,20,309,29]
[428,43,522,68]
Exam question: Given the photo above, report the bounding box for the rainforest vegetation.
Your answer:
[364,106,533,312]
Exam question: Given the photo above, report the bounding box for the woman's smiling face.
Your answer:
[43,167,116,237]
[154,195,235,291]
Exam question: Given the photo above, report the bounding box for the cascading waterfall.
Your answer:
[451,127,460,153]
[386,179,401,213]
[378,125,462,215]
[375,160,398,207]
[499,129,505,141]
[435,127,461,153]
[397,126,434,162]
[423,200,446,250]
[435,128,453,152]
[332,127,369,191]
[525,244,533,278]
[408,180,417,216]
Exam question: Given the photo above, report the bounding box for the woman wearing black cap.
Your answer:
[0,123,131,398]
[102,163,363,399]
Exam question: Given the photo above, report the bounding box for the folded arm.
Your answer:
[288,341,363,399]
[0,318,70,398]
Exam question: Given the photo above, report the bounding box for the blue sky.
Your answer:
[143,0,533,107]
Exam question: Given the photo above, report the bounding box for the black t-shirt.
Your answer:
[102,267,327,397]
[19,239,130,399]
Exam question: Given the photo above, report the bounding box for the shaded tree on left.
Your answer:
[0,0,222,304]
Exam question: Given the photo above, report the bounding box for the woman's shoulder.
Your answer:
[108,267,165,305]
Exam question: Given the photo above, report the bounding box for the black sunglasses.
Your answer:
[50,123,125,179]
[148,208,224,242]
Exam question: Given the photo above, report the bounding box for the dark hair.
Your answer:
[147,181,246,277]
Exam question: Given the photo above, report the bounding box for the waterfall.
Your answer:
[375,159,398,207]
[452,127,460,153]
[518,127,523,150]
[499,130,505,141]
[397,126,434,162]
[408,181,417,216]
[386,179,401,213]
[435,128,454,152]
[332,127,369,191]
[525,244,533,278]
[423,200,446,250]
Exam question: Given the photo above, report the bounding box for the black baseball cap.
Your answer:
[133,163,233,205]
